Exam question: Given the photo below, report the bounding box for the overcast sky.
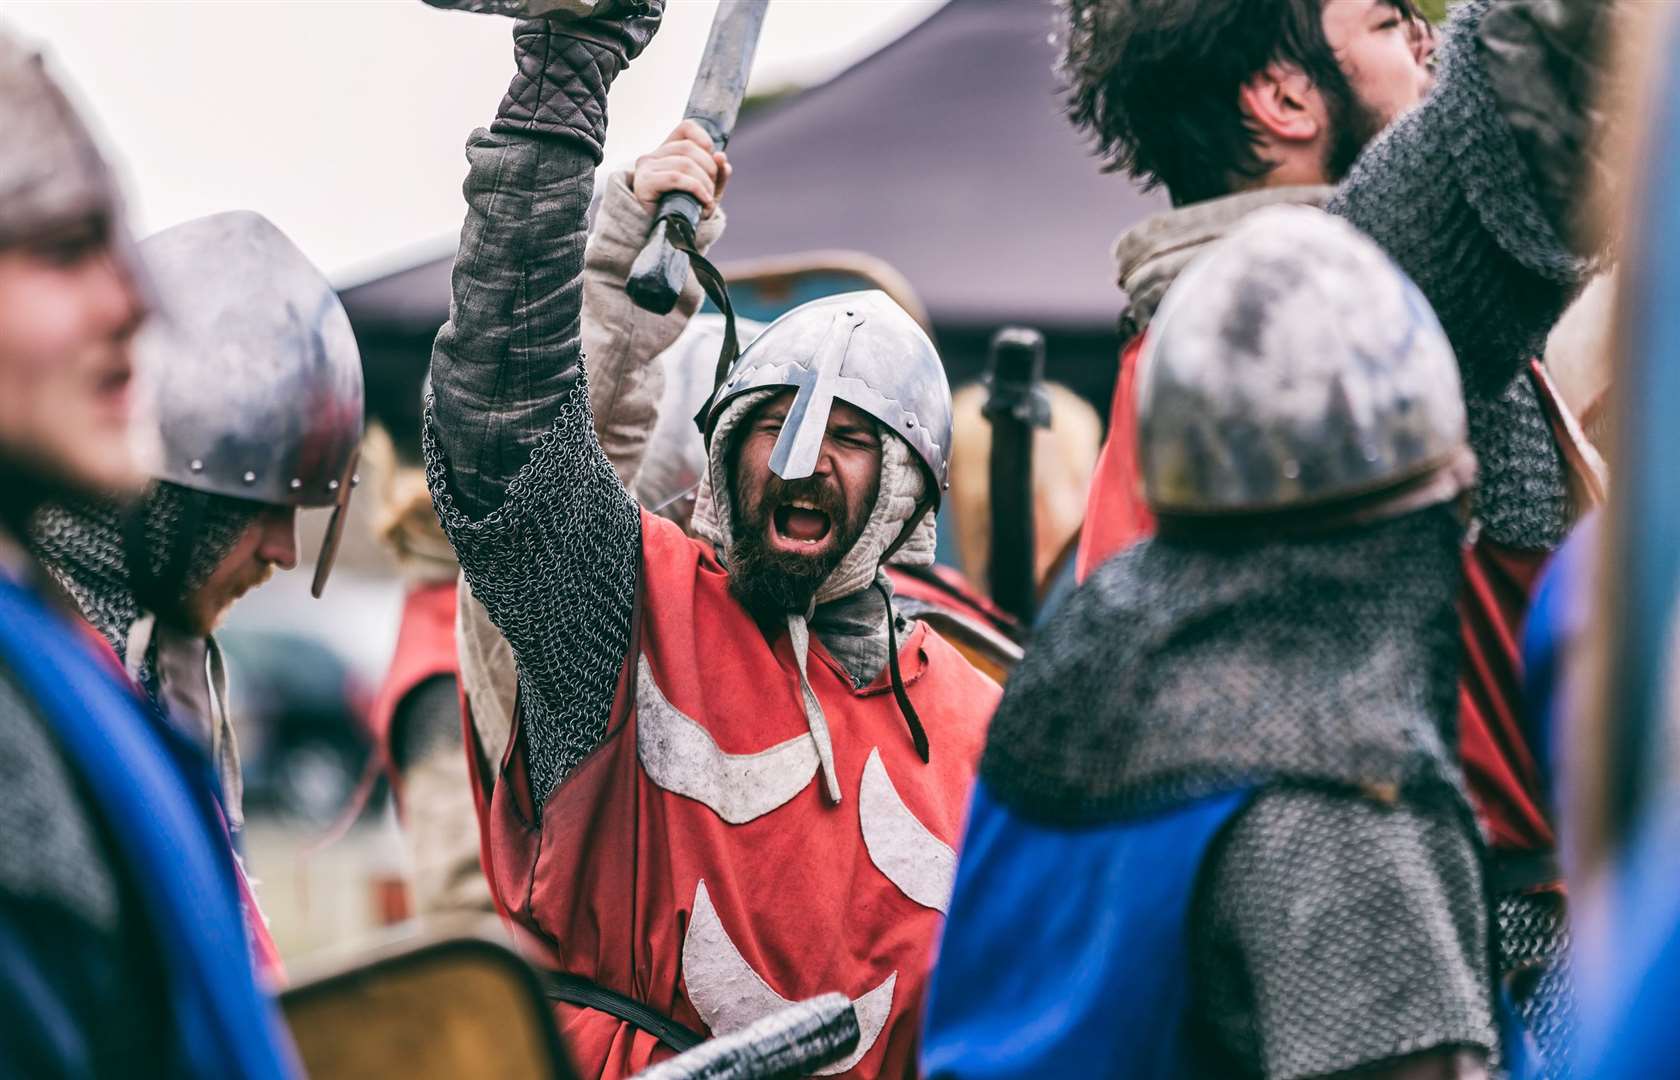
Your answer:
[7,1,940,284]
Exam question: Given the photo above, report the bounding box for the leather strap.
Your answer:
[541,970,706,1053]
[663,213,741,437]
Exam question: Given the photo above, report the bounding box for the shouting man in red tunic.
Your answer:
[422,6,999,1077]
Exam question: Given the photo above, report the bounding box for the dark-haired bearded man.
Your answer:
[1063,0,1617,1064]
[422,6,999,1077]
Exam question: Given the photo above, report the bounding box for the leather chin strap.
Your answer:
[876,577,930,764]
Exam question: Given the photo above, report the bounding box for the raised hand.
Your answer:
[633,120,732,219]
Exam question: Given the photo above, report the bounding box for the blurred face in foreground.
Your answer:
[178,504,300,634]
[0,212,146,500]
[729,391,884,619]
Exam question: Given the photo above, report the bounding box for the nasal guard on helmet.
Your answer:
[702,290,952,501]
[135,210,365,594]
[1137,206,1474,530]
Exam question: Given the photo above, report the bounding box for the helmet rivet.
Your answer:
[351,473,361,488]
[328,479,341,493]
[1282,460,1300,480]
[907,418,916,427]
[241,470,257,485]
[189,459,205,474]
[288,478,303,491]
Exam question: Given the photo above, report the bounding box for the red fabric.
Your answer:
[1458,541,1554,852]
[483,511,998,1079]
[1078,342,1563,858]
[368,581,461,805]
[1076,335,1155,582]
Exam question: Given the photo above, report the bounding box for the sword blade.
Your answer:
[684,0,771,144]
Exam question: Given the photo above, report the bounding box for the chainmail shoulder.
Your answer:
[0,665,119,932]
[425,375,640,809]
[1327,0,1590,552]
[30,486,254,695]
[1191,788,1495,1078]
[30,498,136,669]
[0,645,174,1072]
[1497,890,1577,1078]
[981,508,1470,826]
[1468,370,1573,549]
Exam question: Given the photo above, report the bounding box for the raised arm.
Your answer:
[424,8,660,808]
[1328,0,1612,401]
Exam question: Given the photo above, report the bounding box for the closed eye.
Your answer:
[831,427,879,450]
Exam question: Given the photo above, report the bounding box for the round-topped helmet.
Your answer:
[702,289,952,501]
[1136,205,1475,532]
[134,211,364,595]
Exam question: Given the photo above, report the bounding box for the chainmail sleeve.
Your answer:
[1328,0,1602,549]
[1191,789,1496,1079]
[424,116,640,805]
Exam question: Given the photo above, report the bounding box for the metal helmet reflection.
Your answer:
[1137,206,1473,523]
[703,290,951,499]
[135,211,365,594]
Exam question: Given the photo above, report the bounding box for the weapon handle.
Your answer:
[983,327,1050,624]
[627,191,704,315]
[627,113,728,315]
[628,994,859,1080]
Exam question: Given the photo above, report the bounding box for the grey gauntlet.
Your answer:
[491,1,664,160]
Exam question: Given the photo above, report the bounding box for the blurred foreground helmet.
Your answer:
[0,28,145,283]
[1137,206,1475,531]
[704,290,952,501]
[136,211,364,595]
[637,313,764,520]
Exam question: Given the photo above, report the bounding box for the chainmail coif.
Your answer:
[983,507,1471,825]
[31,484,255,694]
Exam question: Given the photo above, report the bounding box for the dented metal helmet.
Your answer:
[636,312,764,520]
[0,29,144,283]
[704,290,952,499]
[1137,205,1474,524]
[135,211,364,594]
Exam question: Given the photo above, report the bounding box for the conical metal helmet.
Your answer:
[703,289,952,499]
[134,210,364,594]
[0,28,145,287]
[1137,206,1473,524]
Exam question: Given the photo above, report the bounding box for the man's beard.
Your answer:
[728,472,877,622]
[1323,84,1388,184]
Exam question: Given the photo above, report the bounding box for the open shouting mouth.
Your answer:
[770,497,835,551]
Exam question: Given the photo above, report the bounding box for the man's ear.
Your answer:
[1238,60,1324,144]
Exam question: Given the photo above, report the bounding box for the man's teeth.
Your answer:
[790,499,820,511]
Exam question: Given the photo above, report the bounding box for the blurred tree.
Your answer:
[1416,0,1452,23]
